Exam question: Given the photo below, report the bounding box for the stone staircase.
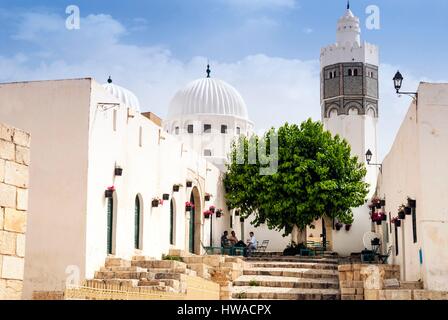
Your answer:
[232,255,340,300]
[90,256,198,293]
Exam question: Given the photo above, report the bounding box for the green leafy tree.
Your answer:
[224,119,369,244]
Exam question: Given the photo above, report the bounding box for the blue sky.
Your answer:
[0,0,446,158]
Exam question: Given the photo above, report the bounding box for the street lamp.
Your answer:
[393,71,418,101]
[365,149,382,173]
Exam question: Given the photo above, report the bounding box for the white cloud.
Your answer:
[0,11,431,162]
[303,27,313,34]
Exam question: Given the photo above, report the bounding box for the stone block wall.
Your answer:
[338,264,400,300]
[0,123,30,300]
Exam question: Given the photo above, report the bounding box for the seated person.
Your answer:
[221,231,231,247]
[228,231,239,246]
[245,232,257,257]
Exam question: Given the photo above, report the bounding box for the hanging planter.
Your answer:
[408,198,416,208]
[380,199,386,207]
[335,223,343,231]
[376,220,382,226]
[405,207,412,215]
[235,210,240,216]
[203,210,213,219]
[163,194,170,201]
[382,214,387,221]
[105,186,115,198]
[392,217,401,227]
[209,206,216,213]
[216,209,223,218]
[186,181,193,188]
[205,193,212,201]
[240,217,245,223]
[114,167,123,176]
[152,199,160,208]
[345,224,352,231]
[173,184,182,192]
[185,202,194,212]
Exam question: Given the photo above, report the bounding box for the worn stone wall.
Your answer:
[338,264,400,300]
[0,123,30,300]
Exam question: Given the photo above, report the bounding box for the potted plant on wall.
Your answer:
[235,210,240,216]
[209,206,216,213]
[408,197,416,209]
[186,181,193,188]
[205,193,212,201]
[404,206,412,215]
[216,209,223,218]
[335,222,343,231]
[398,205,406,219]
[345,224,352,231]
[185,202,194,212]
[371,212,385,225]
[163,194,170,201]
[380,199,386,207]
[105,186,115,198]
[371,197,382,209]
[173,184,183,192]
[203,210,213,219]
[114,166,123,176]
[392,217,401,227]
[152,198,161,208]
[240,217,245,223]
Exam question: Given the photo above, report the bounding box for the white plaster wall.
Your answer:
[321,43,379,68]
[377,83,448,291]
[0,79,91,298]
[163,114,254,171]
[324,111,378,256]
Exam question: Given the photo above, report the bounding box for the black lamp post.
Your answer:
[393,71,418,101]
[365,149,382,173]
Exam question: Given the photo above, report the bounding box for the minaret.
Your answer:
[320,4,380,255]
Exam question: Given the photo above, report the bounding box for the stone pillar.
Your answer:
[0,123,30,300]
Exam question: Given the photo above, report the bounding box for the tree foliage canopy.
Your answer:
[224,119,369,236]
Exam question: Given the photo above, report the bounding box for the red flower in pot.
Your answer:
[185,202,194,212]
[203,210,213,219]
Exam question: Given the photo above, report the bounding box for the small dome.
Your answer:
[167,78,249,119]
[102,78,141,112]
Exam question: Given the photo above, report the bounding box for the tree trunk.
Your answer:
[291,225,307,245]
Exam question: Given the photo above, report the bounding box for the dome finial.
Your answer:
[107,76,113,84]
[347,0,350,10]
[206,64,211,78]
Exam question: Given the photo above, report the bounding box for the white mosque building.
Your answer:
[163,65,254,172]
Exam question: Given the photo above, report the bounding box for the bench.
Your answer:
[306,241,330,256]
[252,240,270,256]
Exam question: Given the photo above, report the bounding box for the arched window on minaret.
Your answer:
[354,69,358,76]
[348,69,353,76]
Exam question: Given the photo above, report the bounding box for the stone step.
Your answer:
[233,275,339,289]
[400,281,424,290]
[138,285,176,293]
[105,257,132,268]
[132,256,156,262]
[245,257,339,264]
[131,260,187,271]
[85,279,139,288]
[249,261,338,270]
[100,266,148,272]
[232,286,340,300]
[94,271,155,280]
[243,268,338,279]
[154,273,188,281]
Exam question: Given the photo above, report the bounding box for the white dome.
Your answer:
[168,78,249,119]
[102,80,141,112]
